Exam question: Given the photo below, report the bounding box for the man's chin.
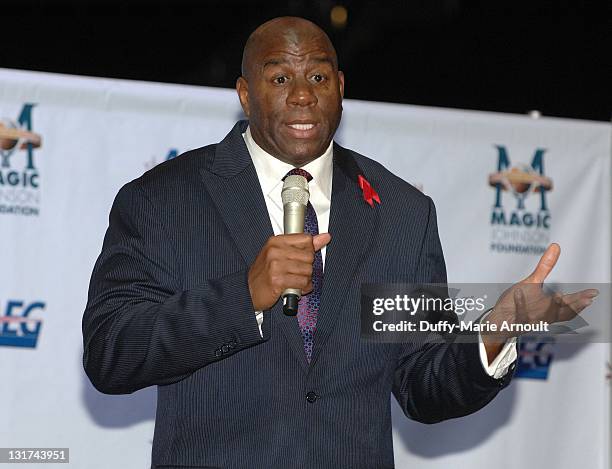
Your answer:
[283,148,326,167]
[266,138,319,165]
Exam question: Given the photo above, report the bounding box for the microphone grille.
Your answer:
[281,175,310,206]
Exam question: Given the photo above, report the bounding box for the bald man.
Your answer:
[83,17,596,469]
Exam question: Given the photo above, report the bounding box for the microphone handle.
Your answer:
[283,289,301,316]
[282,201,306,316]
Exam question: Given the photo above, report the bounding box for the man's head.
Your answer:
[237,17,344,167]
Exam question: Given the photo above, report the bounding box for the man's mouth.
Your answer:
[285,122,319,138]
[288,123,315,131]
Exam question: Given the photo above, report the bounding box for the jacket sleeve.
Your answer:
[82,181,268,395]
[392,197,515,423]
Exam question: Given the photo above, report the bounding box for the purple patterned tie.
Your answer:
[283,168,322,363]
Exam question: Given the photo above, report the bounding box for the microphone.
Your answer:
[281,174,310,316]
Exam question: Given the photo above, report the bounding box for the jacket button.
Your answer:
[221,344,230,353]
[306,391,319,403]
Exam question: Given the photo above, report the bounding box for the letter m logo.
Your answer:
[0,103,37,170]
[493,145,549,211]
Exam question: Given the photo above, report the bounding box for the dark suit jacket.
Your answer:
[83,120,514,469]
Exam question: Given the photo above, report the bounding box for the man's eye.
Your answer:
[273,76,287,84]
[312,74,325,83]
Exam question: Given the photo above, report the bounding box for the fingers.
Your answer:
[313,233,332,252]
[281,259,313,277]
[268,234,314,262]
[247,233,324,311]
[525,243,561,284]
[513,286,528,323]
[555,289,598,306]
[278,233,317,249]
[583,288,600,299]
[281,274,313,294]
[281,247,315,264]
[301,279,314,295]
[271,232,331,254]
[554,289,599,322]
[512,287,599,327]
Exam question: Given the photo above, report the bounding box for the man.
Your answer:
[82,17,597,469]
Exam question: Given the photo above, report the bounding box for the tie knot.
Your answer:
[283,168,313,182]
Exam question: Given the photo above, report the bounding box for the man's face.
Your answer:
[237,28,344,167]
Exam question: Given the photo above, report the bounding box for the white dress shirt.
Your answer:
[243,127,516,379]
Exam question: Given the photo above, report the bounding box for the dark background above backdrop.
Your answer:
[2,0,610,121]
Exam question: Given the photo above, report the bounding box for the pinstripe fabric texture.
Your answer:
[82,120,514,469]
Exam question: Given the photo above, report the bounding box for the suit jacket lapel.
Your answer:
[200,121,309,371]
[200,121,273,267]
[309,144,380,367]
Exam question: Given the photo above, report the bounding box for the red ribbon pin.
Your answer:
[357,174,381,207]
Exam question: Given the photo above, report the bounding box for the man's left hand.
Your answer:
[481,243,599,364]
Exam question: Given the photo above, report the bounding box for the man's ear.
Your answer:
[236,76,250,117]
[337,71,345,99]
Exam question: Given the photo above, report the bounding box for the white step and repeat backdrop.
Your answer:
[0,68,610,468]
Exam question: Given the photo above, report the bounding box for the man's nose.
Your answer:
[286,78,318,107]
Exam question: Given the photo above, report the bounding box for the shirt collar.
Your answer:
[243,126,333,202]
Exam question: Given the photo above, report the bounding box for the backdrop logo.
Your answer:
[488,145,554,255]
[515,336,554,380]
[0,299,45,348]
[0,103,42,216]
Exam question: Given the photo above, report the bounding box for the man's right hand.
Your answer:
[248,233,332,311]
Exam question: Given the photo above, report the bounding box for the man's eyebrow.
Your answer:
[311,56,335,66]
[263,58,287,69]
[262,56,336,69]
